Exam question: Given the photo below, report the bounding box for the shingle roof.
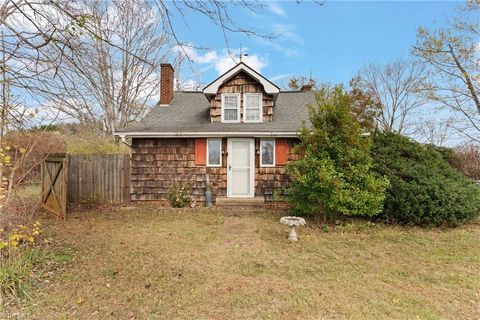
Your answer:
[117,91,316,134]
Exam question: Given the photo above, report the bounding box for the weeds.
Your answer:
[0,247,45,299]
[0,221,54,300]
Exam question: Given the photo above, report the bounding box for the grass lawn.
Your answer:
[3,207,479,319]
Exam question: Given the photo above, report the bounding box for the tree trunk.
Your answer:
[448,44,480,115]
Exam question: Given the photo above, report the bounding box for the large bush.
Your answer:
[371,132,480,226]
[284,85,389,219]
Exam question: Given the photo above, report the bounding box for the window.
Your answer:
[260,139,275,167]
[221,93,240,123]
[244,93,262,123]
[207,138,222,167]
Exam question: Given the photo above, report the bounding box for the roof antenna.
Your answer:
[239,44,248,63]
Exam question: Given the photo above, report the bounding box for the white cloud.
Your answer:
[175,45,268,75]
[214,51,267,74]
[268,2,286,17]
[269,73,291,82]
[251,22,304,57]
[272,23,304,44]
[254,36,302,57]
[176,45,219,64]
[175,77,202,91]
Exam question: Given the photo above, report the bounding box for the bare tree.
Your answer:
[287,76,316,91]
[0,0,287,211]
[348,76,383,131]
[413,0,480,142]
[36,0,174,134]
[414,117,456,146]
[453,144,480,180]
[355,59,427,134]
[1,0,280,136]
[1,44,57,211]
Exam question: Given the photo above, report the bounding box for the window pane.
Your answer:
[261,140,274,166]
[225,96,238,109]
[224,109,238,121]
[208,139,221,165]
[246,108,260,121]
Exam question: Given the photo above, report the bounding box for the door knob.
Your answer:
[228,165,232,171]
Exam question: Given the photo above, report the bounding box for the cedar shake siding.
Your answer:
[130,137,298,203]
[118,62,317,206]
[209,71,275,123]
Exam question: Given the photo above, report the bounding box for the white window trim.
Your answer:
[206,138,222,167]
[221,93,241,123]
[243,93,263,123]
[260,138,275,167]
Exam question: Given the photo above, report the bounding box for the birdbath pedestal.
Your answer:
[280,216,306,241]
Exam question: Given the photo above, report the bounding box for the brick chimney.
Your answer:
[160,63,174,105]
[300,84,313,92]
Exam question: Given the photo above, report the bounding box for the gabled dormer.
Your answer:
[203,62,280,123]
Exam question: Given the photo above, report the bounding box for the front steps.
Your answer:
[215,197,265,210]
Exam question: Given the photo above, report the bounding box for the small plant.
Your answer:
[168,183,193,208]
[0,247,45,299]
[0,221,50,299]
[322,224,329,233]
[0,221,43,255]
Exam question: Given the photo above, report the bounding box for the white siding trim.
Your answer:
[204,63,280,95]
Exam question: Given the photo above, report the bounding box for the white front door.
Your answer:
[227,138,255,198]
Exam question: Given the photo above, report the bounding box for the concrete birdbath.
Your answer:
[280,216,306,241]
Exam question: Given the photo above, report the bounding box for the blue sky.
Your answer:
[171,1,462,88]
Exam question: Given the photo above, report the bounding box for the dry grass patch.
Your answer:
[3,207,479,319]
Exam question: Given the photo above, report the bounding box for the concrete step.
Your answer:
[215,197,265,209]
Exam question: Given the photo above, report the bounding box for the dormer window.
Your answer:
[204,63,280,123]
[221,93,240,123]
[244,93,262,123]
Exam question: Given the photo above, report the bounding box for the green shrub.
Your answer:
[371,132,480,226]
[168,183,193,208]
[284,85,389,220]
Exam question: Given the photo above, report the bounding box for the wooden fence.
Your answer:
[67,154,131,204]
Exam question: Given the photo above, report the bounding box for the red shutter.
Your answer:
[275,139,288,165]
[195,139,206,165]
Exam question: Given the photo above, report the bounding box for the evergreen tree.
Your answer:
[285,85,389,219]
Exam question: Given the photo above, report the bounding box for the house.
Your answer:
[116,62,316,204]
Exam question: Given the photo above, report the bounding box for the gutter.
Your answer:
[114,131,300,139]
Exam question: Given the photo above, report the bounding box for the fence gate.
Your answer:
[41,154,67,219]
